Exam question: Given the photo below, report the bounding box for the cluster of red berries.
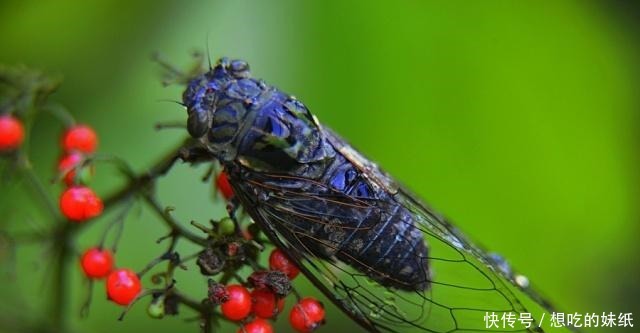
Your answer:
[0,118,103,222]
[0,118,104,223]
[2,115,141,305]
[80,247,142,306]
[212,173,325,332]
[217,248,325,333]
[56,125,103,222]
[0,114,25,152]
[63,125,142,306]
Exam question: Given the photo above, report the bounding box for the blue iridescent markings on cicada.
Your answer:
[182,57,430,291]
[181,57,564,333]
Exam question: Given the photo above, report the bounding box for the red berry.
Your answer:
[59,186,103,222]
[237,318,273,333]
[216,171,234,200]
[251,288,285,319]
[220,284,252,321]
[0,115,25,151]
[80,247,114,278]
[62,125,98,153]
[58,152,83,186]
[106,268,141,306]
[289,297,325,333]
[269,248,300,280]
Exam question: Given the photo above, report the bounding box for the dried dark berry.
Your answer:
[164,293,180,316]
[225,241,244,258]
[197,247,225,275]
[207,279,229,305]
[248,270,292,297]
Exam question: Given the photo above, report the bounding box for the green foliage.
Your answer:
[0,1,638,333]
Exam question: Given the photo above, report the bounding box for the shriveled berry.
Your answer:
[215,171,234,200]
[106,268,141,306]
[251,288,285,319]
[59,186,103,222]
[225,241,244,258]
[208,279,229,305]
[220,284,251,321]
[269,248,300,280]
[197,247,225,276]
[62,125,98,153]
[238,318,273,333]
[289,297,325,333]
[248,270,291,297]
[0,115,25,151]
[163,293,180,315]
[80,247,113,278]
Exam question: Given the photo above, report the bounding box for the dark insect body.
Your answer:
[182,58,568,333]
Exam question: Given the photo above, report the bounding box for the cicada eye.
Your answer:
[187,108,211,138]
[229,59,250,78]
[217,57,230,67]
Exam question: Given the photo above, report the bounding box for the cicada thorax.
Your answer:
[184,58,430,292]
[231,91,335,176]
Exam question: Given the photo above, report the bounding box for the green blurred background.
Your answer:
[0,0,638,332]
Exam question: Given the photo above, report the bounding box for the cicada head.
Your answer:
[182,74,217,138]
[183,57,333,171]
[182,57,259,160]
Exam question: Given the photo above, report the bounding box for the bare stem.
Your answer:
[18,153,60,220]
[143,193,207,246]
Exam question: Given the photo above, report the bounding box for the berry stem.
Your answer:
[49,229,72,332]
[137,248,178,278]
[80,279,94,318]
[98,198,135,251]
[88,152,137,179]
[17,152,61,220]
[118,288,164,321]
[143,193,207,246]
[42,102,76,127]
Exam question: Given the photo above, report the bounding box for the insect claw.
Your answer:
[155,121,186,131]
[201,165,214,182]
[151,52,184,76]
[226,197,241,217]
[152,51,206,86]
[178,146,214,164]
[155,232,174,244]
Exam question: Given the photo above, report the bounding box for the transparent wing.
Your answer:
[232,169,573,333]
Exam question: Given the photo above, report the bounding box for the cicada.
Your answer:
[181,57,568,333]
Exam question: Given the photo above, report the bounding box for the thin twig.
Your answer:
[143,194,207,246]
[17,153,60,220]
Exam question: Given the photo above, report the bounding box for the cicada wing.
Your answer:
[396,186,566,315]
[249,206,386,332]
[233,170,573,333]
[393,187,575,332]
